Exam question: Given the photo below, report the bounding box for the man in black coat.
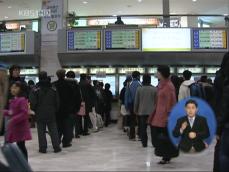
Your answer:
[65,71,81,138]
[29,71,61,153]
[53,69,79,147]
[173,99,210,153]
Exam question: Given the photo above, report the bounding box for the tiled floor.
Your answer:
[1,125,215,171]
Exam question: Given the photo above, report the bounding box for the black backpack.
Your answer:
[189,83,205,99]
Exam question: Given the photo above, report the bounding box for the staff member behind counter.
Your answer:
[173,99,210,153]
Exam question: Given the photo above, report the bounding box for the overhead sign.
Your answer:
[142,28,191,52]
[0,32,25,53]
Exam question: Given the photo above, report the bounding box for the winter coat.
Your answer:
[79,81,96,113]
[104,89,113,112]
[134,85,157,116]
[53,79,79,119]
[4,97,32,143]
[125,79,142,111]
[150,79,177,128]
[29,81,59,122]
[178,80,195,101]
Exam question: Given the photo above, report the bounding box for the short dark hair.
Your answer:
[185,99,198,108]
[142,73,151,85]
[200,75,208,83]
[105,83,110,90]
[80,74,87,81]
[66,71,76,79]
[157,65,170,79]
[183,70,192,80]
[39,71,48,81]
[132,71,140,79]
[56,69,66,79]
[9,65,20,76]
[28,80,35,86]
[11,81,24,97]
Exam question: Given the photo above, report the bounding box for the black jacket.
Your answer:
[103,89,113,112]
[173,115,210,153]
[120,87,126,105]
[29,81,59,122]
[53,79,79,119]
[214,70,225,135]
[79,81,96,113]
[66,78,81,113]
[221,79,229,129]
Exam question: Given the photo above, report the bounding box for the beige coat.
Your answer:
[178,80,195,101]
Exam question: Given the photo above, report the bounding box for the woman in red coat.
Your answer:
[149,65,179,164]
[4,82,32,161]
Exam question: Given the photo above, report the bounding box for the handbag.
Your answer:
[77,89,86,116]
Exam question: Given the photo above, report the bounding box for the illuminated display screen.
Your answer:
[0,32,25,53]
[105,29,140,50]
[193,29,227,49]
[142,28,191,52]
[67,30,101,51]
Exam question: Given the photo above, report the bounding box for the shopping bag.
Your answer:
[120,105,129,116]
[77,102,86,116]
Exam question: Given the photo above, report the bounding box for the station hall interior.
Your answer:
[0,0,229,171]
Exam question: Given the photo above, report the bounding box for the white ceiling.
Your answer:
[0,0,228,20]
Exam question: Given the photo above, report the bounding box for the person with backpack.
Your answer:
[125,71,142,141]
[29,72,61,153]
[178,70,195,101]
[134,74,157,147]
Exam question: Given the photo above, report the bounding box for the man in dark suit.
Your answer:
[173,99,210,153]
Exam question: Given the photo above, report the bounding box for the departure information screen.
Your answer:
[193,29,227,49]
[105,29,140,50]
[0,32,25,53]
[142,28,191,52]
[67,30,101,51]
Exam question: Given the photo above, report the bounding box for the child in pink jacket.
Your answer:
[4,81,32,161]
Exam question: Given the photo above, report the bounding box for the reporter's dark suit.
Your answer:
[173,115,210,152]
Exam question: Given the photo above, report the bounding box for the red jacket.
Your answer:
[4,97,32,143]
[150,79,177,128]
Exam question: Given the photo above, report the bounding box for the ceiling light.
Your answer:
[224,14,229,16]
[138,0,142,2]
[192,0,197,2]
[83,1,88,4]
[112,14,117,17]
[8,6,12,9]
[4,16,8,19]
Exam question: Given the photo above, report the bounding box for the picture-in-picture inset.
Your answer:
[168,97,217,153]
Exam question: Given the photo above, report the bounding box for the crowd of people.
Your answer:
[1,66,113,160]
[119,52,229,171]
[1,52,229,172]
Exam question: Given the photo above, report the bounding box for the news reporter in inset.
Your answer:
[173,99,210,153]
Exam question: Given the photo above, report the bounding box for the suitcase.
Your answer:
[1,143,33,172]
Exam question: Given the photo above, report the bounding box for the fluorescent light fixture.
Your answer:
[224,14,229,16]
[138,0,142,2]
[192,0,197,2]
[83,1,88,4]
[112,14,117,17]
[8,6,12,9]
[4,16,8,19]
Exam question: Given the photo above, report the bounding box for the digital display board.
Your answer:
[67,30,101,51]
[193,29,227,50]
[105,29,140,50]
[142,28,191,52]
[0,32,25,53]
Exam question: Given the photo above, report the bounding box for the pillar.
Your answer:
[163,0,170,27]
[40,0,68,80]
